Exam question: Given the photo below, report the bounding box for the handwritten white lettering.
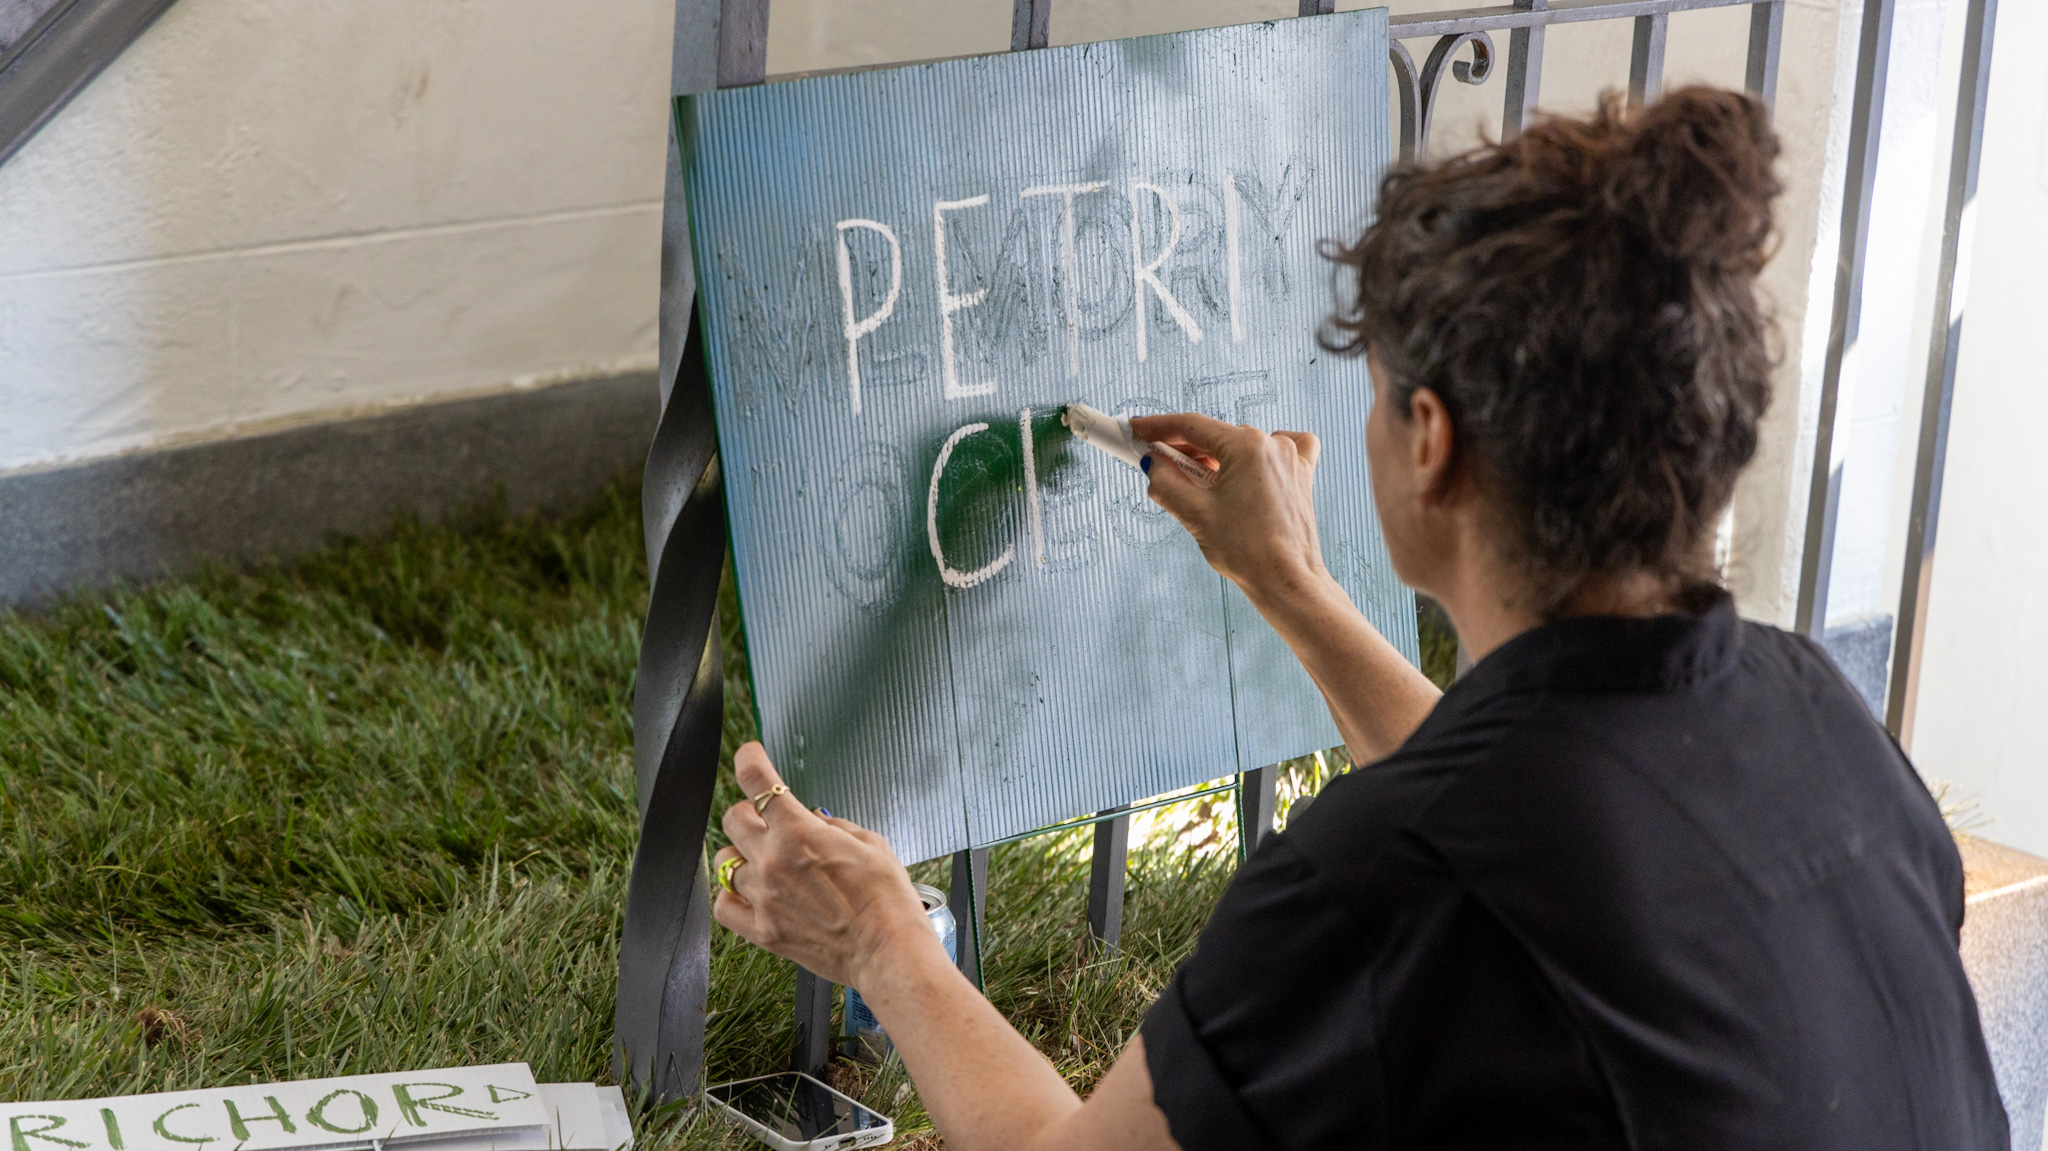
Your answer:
[834,218,903,416]
[928,422,1014,588]
[1019,407,1045,567]
[933,195,997,400]
[1128,182,1204,361]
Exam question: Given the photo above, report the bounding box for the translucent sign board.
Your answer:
[678,9,1412,863]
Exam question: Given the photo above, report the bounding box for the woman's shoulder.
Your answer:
[1277,687,1558,902]
[1287,612,1955,929]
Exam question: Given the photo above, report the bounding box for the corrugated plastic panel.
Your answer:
[680,9,1409,861]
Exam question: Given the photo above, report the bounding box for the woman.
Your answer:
[708,88,2007,1149]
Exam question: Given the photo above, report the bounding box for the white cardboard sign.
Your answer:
[3,1064,548,1151]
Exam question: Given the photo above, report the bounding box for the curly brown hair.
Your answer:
[1325,86,1781,617]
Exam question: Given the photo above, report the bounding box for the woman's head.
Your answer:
[1329,86,1781,618]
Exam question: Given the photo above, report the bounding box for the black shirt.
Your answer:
[1143,597,2008,1149]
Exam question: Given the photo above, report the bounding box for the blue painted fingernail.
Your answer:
[818,807,834,818]
[1140,456,1153,474]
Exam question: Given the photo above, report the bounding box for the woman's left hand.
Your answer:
[711,742,945,989]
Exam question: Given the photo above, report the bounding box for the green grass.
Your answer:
[5,479,1426,1148]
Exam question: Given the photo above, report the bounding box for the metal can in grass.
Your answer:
[845,883,954,1057]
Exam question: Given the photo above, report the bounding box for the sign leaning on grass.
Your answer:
[3,1064,548,1151]
[677,9,1414,863]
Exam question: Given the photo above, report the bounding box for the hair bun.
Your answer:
[1604,86,1781,273]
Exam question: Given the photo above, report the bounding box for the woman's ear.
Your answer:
[1407,387,1459,503]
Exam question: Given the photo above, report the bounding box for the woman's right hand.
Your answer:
[1127,412,1332,607]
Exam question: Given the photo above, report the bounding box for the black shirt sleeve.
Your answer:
[1141,833,1389,1151]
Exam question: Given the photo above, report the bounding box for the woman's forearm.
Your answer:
[1247,569,1441,762]
[855,935,1082,1150]
[708,746,1176,1151]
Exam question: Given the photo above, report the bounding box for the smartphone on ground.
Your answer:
[702,1071,894,1150]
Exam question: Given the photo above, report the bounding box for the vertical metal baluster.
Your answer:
[1088,806,1131,951]
[618,0,770,1105]
[1744,1,1785,112]
[1628,13,1668,108]
[1888,0,1999,746]
[1012,0,1051,51]
[791,967,835,1079]
[950,848,991,988]
[1080,800,1132,946]
[1237,765,1278,859]
[717,0,769,88]
[1796,0,1897,640]
[1502,0,1547,138]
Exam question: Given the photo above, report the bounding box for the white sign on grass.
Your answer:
[4,1064,549,1151]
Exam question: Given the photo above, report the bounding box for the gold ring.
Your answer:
[716,854,746,894]
[750,784,791,816]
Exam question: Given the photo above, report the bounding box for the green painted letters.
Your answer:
[304,1091,377,1136]
[223,1098,295,1142]
[10,1116,89,1151]
[152,1104,215,1145]
[99,1110,122,1151]
[390,1085,493,1127]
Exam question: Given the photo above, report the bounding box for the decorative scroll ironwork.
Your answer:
[1391,32,1495,163]
[1386,0,1786,162]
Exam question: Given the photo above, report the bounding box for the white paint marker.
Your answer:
[1061,402,1215,489]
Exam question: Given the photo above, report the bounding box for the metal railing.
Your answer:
[1378,0,1784,160]
[628,0,1835,1101]
[1887,0,1996,744]
[0,0,179,168]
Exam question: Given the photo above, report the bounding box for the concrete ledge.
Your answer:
[1961,836,2048,1148]
[0,371,658,609]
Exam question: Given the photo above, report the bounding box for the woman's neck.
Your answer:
[1434,566,1685,665]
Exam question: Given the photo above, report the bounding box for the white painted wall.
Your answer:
[0,0,674,474]
[1908,0,2048,854]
